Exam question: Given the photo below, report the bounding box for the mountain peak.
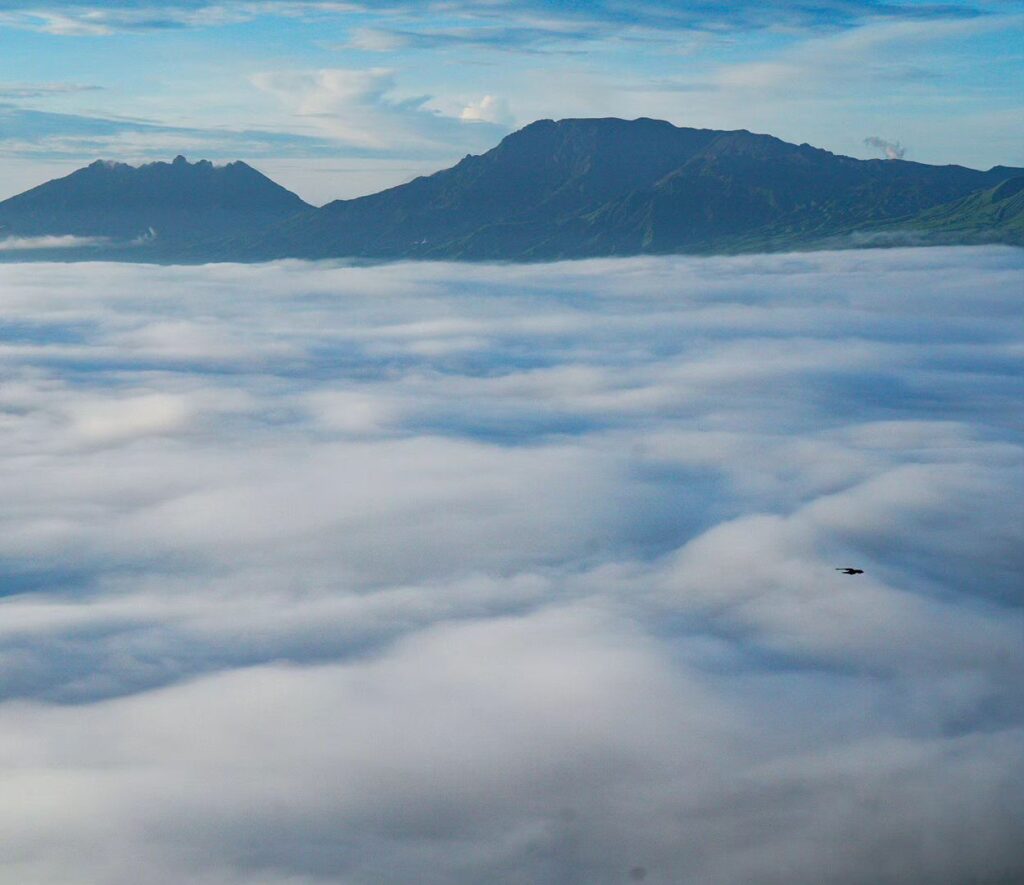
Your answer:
[260,117,1023,261]
[168,155,217,170]
[85,156,231,174]
[2,117,1021,262]
[88,159,129,171]
[0,153,310,247]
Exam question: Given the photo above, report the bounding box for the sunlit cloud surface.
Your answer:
[0,248,1022,883]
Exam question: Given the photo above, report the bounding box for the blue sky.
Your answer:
[0,0,1022,202]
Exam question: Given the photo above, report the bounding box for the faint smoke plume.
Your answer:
[864,136,906,160]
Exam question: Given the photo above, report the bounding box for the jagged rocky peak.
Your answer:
[84,156,224,173]
[170,155,215,169]
[88,159,131,170]
[0,149,311,245]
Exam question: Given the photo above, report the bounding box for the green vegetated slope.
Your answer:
[880,175,1024,245]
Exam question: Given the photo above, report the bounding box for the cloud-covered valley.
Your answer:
[0,248,1021,883]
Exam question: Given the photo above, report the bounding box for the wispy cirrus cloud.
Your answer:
[0,81,101,99]
[0,102,349,161]
[0,2,256,35]
[251,66,509,153]
[614,12,1010,103]
[0,0,996,38]
[341,23,597,54]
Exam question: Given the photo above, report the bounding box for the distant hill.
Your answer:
[0,155,310,258]
[875,175,1024,246]
[1,119,1021,263]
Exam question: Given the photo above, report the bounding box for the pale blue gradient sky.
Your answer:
[0,0,1021,202]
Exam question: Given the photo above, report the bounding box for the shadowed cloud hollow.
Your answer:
[0,248,1021,883]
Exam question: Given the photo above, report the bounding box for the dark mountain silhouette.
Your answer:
[0,155,310,256]
[0,119,1020,263]
[226,118,1023,261]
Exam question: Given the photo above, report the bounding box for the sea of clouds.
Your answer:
[0,247,1021,884]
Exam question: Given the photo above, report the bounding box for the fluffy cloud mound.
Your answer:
[0,248,1021,884]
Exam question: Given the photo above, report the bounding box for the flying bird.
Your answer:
[835,567,864,575]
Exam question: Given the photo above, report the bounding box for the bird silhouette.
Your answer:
[836,567,864,575]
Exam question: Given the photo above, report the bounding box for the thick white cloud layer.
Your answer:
[0,248,1021,883]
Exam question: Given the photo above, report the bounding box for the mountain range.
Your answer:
[1,118,1021,263]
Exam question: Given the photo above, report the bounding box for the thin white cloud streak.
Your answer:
[0,0,986,37]
[250,67,509,154]
[708,15,1007,94]
[0,248,1021,883]
[0,82,102,99]
[0,233,107,250]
